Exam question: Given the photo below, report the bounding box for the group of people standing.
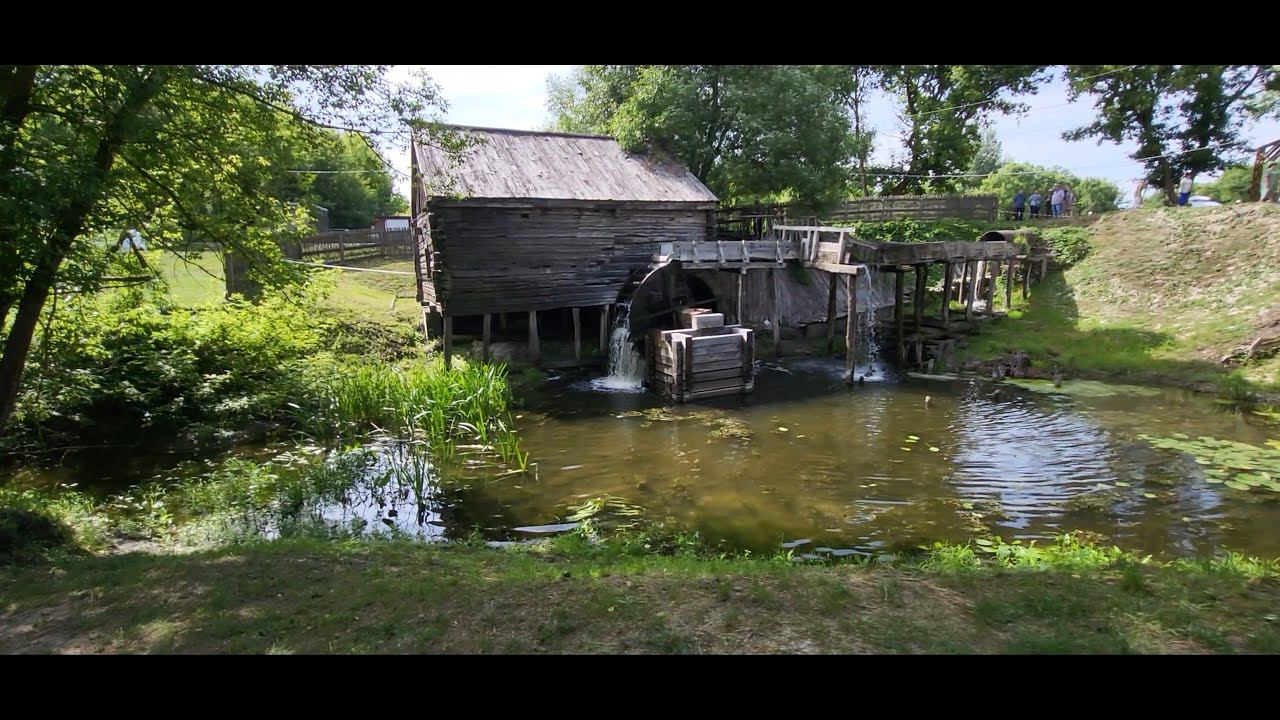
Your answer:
[1011,184,1074,220]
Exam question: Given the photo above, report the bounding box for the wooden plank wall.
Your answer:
[420,201,713,316]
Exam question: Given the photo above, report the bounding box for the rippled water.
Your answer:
[9,359,1279,559]
[461,359,1280,558]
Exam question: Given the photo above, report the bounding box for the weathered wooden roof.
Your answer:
[413,125,718,204]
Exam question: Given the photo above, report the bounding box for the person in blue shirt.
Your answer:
[1012,191,1025,221]
[1028,190,1042,219]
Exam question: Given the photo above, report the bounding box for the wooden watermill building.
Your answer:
[410,125,719,364]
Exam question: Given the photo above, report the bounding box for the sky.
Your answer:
[387,65,1280,203]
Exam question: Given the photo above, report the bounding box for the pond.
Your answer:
[8,358,1280,559]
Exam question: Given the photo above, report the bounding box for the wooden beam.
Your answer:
[1005,259,1014,310]
[735,270,744,325]
[599,304,609,354]
[894,269,905,366]
[941,262,951,324]
[770,267,782,358]
[964,262,976,319]
[443,315,453,369]
[985,261,997,315]
[825,271,839,353]
[913,264,925,330]
[482,313,491,362]
[1022,259,1031,301]
[572,307,581,363]
[420,305,431,344]
[528,310,540,365]
[845,273,856,381]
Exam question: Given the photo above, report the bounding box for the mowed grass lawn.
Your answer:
[152,251,422,329]
[3,537,1279,654]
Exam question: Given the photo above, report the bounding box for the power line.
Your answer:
[866,140,1241,180]
[902,66,1140,120]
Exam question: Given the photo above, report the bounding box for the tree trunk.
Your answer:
[0,70,163,431]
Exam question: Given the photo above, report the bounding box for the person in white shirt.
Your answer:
[1050,186,1065,217]
[1178,173,1194,206]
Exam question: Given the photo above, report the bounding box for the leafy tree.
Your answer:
[269,130,407,229]
[1064,65,1277,203]
[1194,163,1254,203]
[547,65,855,211]
[967,121,1005,179]
[876,65,1048,194]
[976,162,1120,215]
[0,65,454,430]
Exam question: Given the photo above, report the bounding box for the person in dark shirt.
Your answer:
[1012,190,1025,221]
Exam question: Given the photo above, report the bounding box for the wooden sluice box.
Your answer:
[645,309,755,402]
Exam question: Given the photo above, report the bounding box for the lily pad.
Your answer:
[1003,378,1163,398]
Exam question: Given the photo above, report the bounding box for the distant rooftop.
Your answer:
[413,125,718,203]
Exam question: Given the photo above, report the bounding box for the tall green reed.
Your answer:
[293,357,528,470]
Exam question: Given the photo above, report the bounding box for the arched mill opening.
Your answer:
[624,265,721,337]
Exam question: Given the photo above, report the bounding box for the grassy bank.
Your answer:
[961,205,1280,399]
[3,534,1278,654]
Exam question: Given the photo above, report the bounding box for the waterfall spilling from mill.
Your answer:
[592,302,646,392]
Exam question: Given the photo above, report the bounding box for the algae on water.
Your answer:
[1002,378,1163,398]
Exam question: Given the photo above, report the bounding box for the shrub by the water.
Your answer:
[1041,226,1091,266]
[5,285,329,456]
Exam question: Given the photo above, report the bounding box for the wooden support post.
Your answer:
[770,267,782,358]
[1005,259,1014,310]
[572,307,581,363]
[498,312,507,333]
[988,258,998,312]
[443,315,453,369]
[913,264,925,330]
[1040,257,1048,281]
[735,270,744,325]
[528,310,540,365]
[599,305,609,354]
[683,336,694,399]
[664,270,677,327]
[420,306,431,344]
[825,271,839,353]
[338,235,345,262]
[985,261,997,316]
[845,273,857,381]
[894,269,905,365]
[941,262,952,324]
[1022,260,1031,301]
[964,262,976,319]
[482,314,491,362]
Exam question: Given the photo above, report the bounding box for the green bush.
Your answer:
[839,217,1001,243]
[1041,227,1092,266]
[7,285,330,455]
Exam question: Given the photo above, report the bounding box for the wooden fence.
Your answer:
[717,195,999,237]
[824,195,997,222]
[292,229,413,262]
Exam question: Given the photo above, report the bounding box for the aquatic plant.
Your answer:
[922,532,1137,572]
[1139,433,1280,494]
[293,357,528,469]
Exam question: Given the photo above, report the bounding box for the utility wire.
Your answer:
[902,66,1140,119]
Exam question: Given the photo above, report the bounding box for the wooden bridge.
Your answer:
[660,225,1049,379]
